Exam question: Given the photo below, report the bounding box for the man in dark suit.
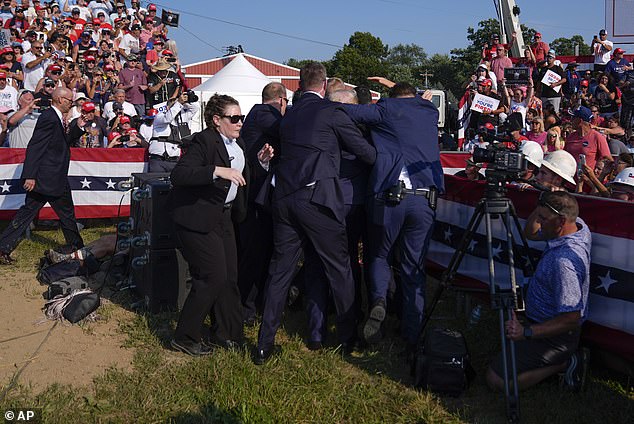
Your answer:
[236,82,287,326]
[342,83,444,354]
[254,62,376,364]
[0,87,83,265]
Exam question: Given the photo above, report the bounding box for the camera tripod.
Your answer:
[421,182,535,423]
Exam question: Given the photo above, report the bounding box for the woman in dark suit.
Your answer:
[169,94,273,356]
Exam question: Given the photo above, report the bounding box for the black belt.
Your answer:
[149,154,179,162]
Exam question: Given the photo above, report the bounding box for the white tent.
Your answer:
[189,53,289,132]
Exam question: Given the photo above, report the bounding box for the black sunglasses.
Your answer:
[222,114,245,124]
[51,71,61,75]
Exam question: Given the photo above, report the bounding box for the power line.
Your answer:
[177,24,224,54]
[151,2,343,49]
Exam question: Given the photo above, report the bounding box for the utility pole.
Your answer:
[420,70,434,88]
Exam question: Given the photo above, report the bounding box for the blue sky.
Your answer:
[151,0,607,66]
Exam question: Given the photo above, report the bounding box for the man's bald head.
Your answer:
[262,82,286,103]
[52,87,73,112]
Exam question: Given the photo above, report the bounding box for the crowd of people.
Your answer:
[0,7,614,397]
[461,29,634,200]
[0,0,197,166]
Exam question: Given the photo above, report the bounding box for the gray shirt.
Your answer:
[7,110,40,148]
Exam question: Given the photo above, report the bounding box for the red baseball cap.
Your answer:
[126,128,138,135]
[81,102,96,112]
[47,64,62,72]
[614,48,626,54]
[0,71,7,79]
[104,64,115,71]
[580,80,589,87]
[478,78,492,87]
[108,131,121,142]
[84,55,96,62]
[161,49,174,56]
[119,116,131,124]
[0,46,14,55]
[534,32,542,38]
[148,3,157,11]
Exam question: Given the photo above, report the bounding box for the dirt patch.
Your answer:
[0,270,134,392]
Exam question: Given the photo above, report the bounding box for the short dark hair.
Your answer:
[540,191,579,222]
[261,82,286,102]
[204,94,239,128]
[618,153,633,167]
[388,82,416,98]
[299,62,326,92]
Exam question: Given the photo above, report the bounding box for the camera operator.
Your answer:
[148,89,199,172]
[486,191,591,392]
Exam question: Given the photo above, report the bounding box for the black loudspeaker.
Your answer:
[131,173,175,249]
[129,173,190,313]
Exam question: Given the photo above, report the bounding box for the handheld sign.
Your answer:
[541,70,562,93]
[153,101,168,115]
[470,93,500,114]
[504,67,530,85]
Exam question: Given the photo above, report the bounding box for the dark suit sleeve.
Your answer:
[68,119,84,147]
[342,102,386,125]
[170,135,215,187]
[332,108,376,165]
[21,112,55,180]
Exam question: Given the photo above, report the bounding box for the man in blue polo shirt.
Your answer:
[486,191,591,392]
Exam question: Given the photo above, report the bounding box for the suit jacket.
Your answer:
[20,106,71,197]
[169,127,250,233]
[274,92,376,222]
[240,103,282,202]
[343,97,445,195]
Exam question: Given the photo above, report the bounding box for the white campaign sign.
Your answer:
[541,70,562,93]
[154,101,168,115]
[470,93,500,114]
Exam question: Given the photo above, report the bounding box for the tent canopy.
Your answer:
[190,53,292,132]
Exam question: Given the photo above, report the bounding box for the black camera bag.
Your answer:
[62,291,101,324]
[37,260,83,285]
[46,276,90,300]
[413,327,475,397]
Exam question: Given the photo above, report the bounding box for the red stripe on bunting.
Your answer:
[0,148,147,165]
[0,205,131,220]
[442,174,634,240]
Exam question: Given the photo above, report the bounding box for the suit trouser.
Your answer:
[236,204,273,321]
[303,204,366,342]
[257,186,356,349]
[366,194,435,345]
[174,209,244,343]
[0,187,83,254]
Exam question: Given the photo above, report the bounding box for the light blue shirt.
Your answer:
[526,218,592,323]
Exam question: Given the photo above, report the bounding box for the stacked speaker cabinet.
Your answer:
[129,173,189,313]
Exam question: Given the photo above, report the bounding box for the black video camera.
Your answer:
[185,89,198,103]
[472,146,526,174]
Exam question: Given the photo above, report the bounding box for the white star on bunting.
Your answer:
[444,227,453,243]
[596,270,618,294]
[491,243,503,260]
[0,181,10,193]
[106,179,116,189]
[80,178,92,189]
[468,239,478,252]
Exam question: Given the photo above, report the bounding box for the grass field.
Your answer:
[1,222,633,423]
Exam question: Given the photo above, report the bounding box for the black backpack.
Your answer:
[413,327,475,397]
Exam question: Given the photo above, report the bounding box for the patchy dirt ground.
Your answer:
[0,270,134,392]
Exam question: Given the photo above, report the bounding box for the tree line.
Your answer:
[286,18,591,107]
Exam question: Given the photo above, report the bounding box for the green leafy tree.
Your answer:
[285,58,314,69]
[549,35,591,56]
[328,32,390,87]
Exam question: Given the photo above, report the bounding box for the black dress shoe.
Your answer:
[0,251,15,265]
[307,341,323,351]
[204,338,246,352]
[170,339,213,357]
[252,345,281,365]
